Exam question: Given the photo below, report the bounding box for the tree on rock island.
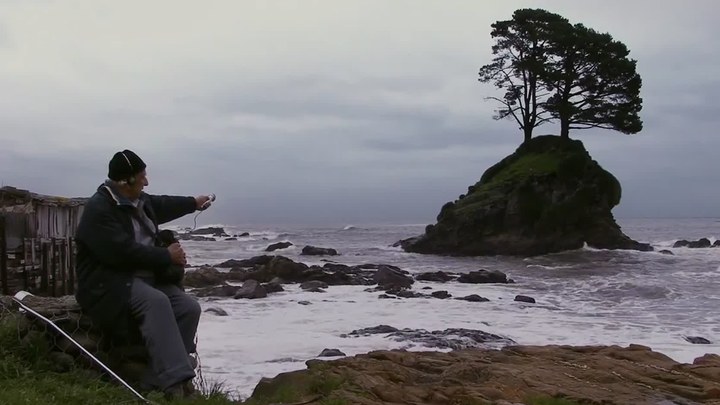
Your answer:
[479,8,643,142]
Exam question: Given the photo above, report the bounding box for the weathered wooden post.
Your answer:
[59,238,67,296]
[51,238,58,296]
[68,238,75,295]
[0,216,8,295]
[22,238,28,292]
[40,240,49,293]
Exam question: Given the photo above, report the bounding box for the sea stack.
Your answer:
[400,135,652,256]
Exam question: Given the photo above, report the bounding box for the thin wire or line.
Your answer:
[12,295,153,404]
[192,211,203,231]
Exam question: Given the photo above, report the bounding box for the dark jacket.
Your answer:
[74,183,196,339]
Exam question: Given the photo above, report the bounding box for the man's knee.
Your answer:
[147,290,173,309]
[176,294,201,320]
[131,281,173,314]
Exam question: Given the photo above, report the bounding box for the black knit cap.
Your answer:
[108,149,147,182]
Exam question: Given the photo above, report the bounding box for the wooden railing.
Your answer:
[0,216,76,297]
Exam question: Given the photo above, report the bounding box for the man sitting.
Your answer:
[75,149,213,399]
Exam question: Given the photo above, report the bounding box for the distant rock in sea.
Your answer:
[399,135,652,256]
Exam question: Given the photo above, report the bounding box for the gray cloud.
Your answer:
[0,1,718,225]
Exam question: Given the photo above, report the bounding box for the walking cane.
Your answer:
[12,291,151,404]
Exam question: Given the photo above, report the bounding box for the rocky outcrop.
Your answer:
[400,136,652,256]
[188,227,229,237]
[183,266,227,288]
[189,256,413,292]
[244,345,720,405]
[184,257,516,302]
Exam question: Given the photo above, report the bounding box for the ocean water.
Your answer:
[178,218,720,398]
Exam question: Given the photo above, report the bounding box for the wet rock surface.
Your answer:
[265,241,293,252]
[301,246,339,256]
[343,325,515,350]
[243,345,720,405]
[674,238,715,248]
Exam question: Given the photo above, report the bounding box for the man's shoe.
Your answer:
[163,383,185,400]
[183,380,198,398]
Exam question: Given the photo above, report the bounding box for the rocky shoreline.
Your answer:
[2,247,719,404]
[243,344,720,405]
[3,229,718,404]
[4,292,719,404]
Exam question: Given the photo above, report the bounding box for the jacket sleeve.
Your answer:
[147,195,197,224]
[76,202,172,270]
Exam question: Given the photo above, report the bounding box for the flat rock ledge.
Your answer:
[244,345,720,405]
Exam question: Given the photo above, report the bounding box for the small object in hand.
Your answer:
[200,193,216,210]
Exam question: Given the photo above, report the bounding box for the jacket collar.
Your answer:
[100,180,146,207]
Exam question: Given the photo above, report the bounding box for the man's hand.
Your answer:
[195,195,213,211]
[168,242,187,266]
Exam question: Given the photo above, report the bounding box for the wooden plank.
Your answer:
[51,239,57,296]
[22,238,28,292]
[59,239,67,296]
[0,216,8,295]
[68,238,75,295]
[40,240,48,293]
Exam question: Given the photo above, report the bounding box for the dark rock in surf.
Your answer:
[183,267,226,288]
[457,269,509,284]
[690,239,711,248]
[456,294,490,302]
[301,246,339,256]
[263,281,284,293]
[234,280,268,299]
[204,307,229,316]
[228,256,309,283]
[430,291,452,299]
[194,285,240,298]
[393,290,424,298]
[415,271,455,282]
[300,281,329,290]
[318,348,346,357]
[266,242,293,252]
[190,227,229,237]
[218,256,274,268]
[684,336,712,344]
[674,238,712,248]
[344,326,514,350]
[515,295,536,304]
[372,266,414,289]
[344,325,399,336]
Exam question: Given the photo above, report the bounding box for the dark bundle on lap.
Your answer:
[156,230,185,286]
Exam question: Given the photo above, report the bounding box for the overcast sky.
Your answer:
[1,1,718,226]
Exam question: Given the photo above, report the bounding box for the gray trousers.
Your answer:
[129,277,201,390]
